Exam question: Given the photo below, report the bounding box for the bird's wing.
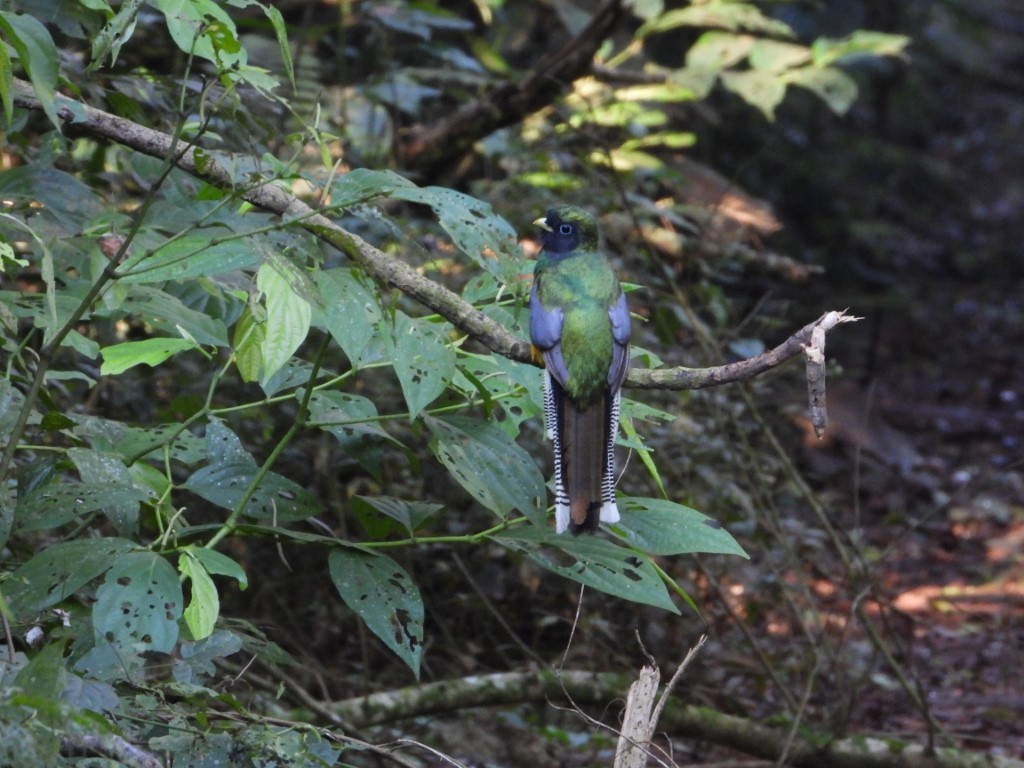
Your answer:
[606,290,631,389]
[529,277,570,385]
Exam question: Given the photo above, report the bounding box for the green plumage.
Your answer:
[534,246,620,405]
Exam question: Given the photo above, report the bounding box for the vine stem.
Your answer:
[203,334,331,551]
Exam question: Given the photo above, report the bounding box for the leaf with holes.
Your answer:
[313,267,383,366]
[4,537,138,618]
[306,390,405,480]
[15,483,148,534]
[393,312,455,419]
[328,547,423,677]
[390,185,522,284]
[183,419,322,521]
[352,495,442,537]
[498,526,679,612]
[426,414,546,526]
[614,497,748,558]
[91,551,182,654]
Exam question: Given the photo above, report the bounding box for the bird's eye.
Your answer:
[558,224,573,236]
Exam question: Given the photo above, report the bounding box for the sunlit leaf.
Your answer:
[100,337,196,375]
[786,66,859,115]
[721,69,787,120]
[180,552,220,640]
[256,261,311,387]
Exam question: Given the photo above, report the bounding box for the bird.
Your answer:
[529,206,631,533]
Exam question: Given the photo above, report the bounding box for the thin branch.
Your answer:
[11,79,857,396]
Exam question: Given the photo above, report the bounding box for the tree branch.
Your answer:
[327,669,1024,768]
[399,0,627,176]
[12,79,855,396]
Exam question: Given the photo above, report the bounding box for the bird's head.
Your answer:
[534,206,600,254]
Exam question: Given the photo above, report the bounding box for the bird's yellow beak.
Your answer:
[533,216,552,232]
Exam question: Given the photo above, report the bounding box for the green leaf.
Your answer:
[811,31,909,67]
[36,446,141,535]
[183,419,323,521]
[426,415,546,526]
[749,39,811,72]
[149,0,245,71]
[393,312,455,419]
[638,3,793,38]
[173,629,243,684]
[0,11,61,130]
[15,639,67,700]
[232,304,264,383]
[786,66,859,116]
[15,484,148,534]
[352,495,442,536]
[4,538,137,617]
[100,336,196,375]
[498,527,680,612]
[89,0,143,69]
[313,268,382,366]
[119,234,263,283]
[91,552,182,654]
[307,390,404,479]
[256,261,311,387]
[117,285,230,346]
[721,69,787,120]
[328,548,423,677]
[614,497,747,557]
[0,32,13,126]
[184,547,248,590]
[179,552,219,640]
[390,186,522,283]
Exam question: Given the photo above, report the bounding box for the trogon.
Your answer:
[529,206,631,533]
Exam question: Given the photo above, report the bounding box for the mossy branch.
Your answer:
[328,668,1024,768]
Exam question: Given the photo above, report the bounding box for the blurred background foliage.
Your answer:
[2,0,1023,765]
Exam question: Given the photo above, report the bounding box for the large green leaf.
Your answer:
[14,483,148,534]
[4,537,138,617]
[393,312,455,419]
[91,551,182,654]
[498,527,679,612]
[256,261,311,387]
[312,267,382,366]
[721,69,787,120]
[179,552,219,641]
[328,547,423,677]
[613,497,747,557]
[119,234,263,283]
[115,285,230,346]
[426,415,546,526]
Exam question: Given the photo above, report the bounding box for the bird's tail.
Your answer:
[545,372,621,533]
